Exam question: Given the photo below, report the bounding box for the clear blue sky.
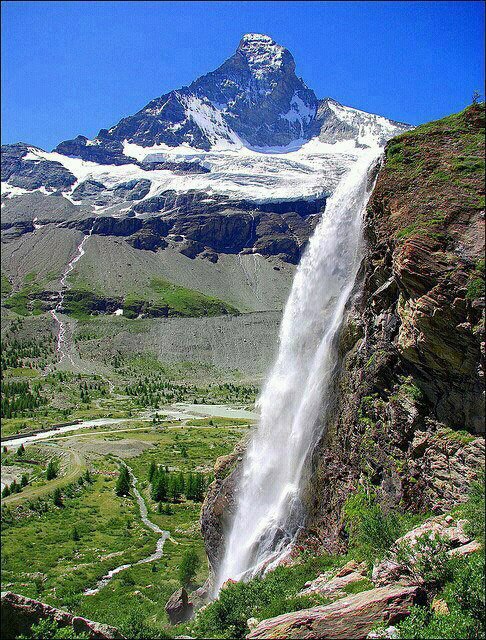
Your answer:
[2,0,484,150]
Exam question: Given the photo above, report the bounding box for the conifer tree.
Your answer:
[115,465,131,497]
[148,461,157,482]
[53,488,63,507]
[46,460,57,480]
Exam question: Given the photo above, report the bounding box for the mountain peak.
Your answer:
[235,33,294,78]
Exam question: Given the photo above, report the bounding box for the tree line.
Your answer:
[149,462,208,503]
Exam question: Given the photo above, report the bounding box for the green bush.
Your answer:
[178,547,201,587]
[443,553,485,629]
[397,604,478,639]
[342,487,422,564]
[397,552,485,639]
[462,472,485,543]
[190,555,339,639]
[394,533,453,586]
[18,618,89,639]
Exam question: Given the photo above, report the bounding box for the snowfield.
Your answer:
[10,137,368,208]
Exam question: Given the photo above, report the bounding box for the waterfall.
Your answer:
[216,148,382,591]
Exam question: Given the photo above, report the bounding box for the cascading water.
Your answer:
[50,225,94,367]
[216,148,382,592]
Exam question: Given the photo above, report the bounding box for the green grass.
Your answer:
[395,211,447,240]
[1,273,12,297]
[1,424,247,636]
[342,578,374,594]
[143,277,239,317]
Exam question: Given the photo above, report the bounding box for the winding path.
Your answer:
[84,462,171,596]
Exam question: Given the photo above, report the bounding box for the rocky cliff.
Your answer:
[303,102,485,553]
[202,103,485,573]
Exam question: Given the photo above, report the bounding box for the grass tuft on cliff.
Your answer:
[380,102,485,245]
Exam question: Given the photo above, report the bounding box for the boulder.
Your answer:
[246,585,422,639]
[165,587,194,625]
[299,560,369,598]
[0,591,124,639]
[372,515,477,586]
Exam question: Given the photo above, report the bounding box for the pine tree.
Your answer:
[186,472,196,500]
[148,461,157,482]
[46,460,57,480]
[72,526,80,541]
[53,488,63,507]
[20,474,28,487]
[2,484,11,498]
[169,473,183,503]
[151,469,168,502]
[115,465,131,497]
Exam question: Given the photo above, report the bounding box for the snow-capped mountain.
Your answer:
[1,33,411,264]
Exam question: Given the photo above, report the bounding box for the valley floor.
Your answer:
[1,403,253,636]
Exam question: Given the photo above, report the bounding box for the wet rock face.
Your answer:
[1,591,124,639]
[200,440,247,581]
[302,103,485,552]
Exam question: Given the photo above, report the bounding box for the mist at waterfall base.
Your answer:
[216,148,382,593]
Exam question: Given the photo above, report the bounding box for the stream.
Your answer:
[2,404,256,450]
[50,225,95,367]
[84,463,170,596]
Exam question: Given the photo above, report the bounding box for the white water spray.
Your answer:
[50,226,94,366]
[216,149,381,591]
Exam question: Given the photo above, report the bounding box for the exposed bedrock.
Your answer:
[302,103,485,552]
[59,200,318,263]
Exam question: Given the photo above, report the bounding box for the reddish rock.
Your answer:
[299,560,369,599]
[246,585,422,639]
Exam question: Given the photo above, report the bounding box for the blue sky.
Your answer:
[2,1,484,150]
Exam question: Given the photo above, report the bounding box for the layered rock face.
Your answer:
[303,103,485,551]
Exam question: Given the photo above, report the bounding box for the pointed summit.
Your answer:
[235,33,295,78]
[53,33,408,160]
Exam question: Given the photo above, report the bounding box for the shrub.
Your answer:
[463,472,485,544]
[443,553,485,630]
[397,605,478,639]
[118,606,170,639]
[191,555,340,639]
[394,533,452,586]
[343,488,402,563]
[18,618,89,639]
[53,488,63,507]
[397,551,485,639]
